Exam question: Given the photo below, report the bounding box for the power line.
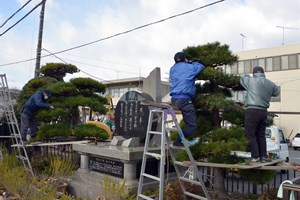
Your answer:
[41,49,144,76]
[47,0,225,55]
[0,0,32,28]
[0,0,225,67]
[0,0,44,37]
[42,48,125,82]
[42,48,107,81]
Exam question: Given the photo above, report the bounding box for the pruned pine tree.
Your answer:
[17,62,108,141]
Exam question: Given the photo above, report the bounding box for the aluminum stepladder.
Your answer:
[137,101,210,200]
[0,74,34,176]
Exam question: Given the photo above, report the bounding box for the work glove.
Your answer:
[49,105,55,110]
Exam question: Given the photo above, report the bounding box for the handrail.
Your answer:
[282,175,300,199]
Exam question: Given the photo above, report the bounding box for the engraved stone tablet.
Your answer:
[115,91,154,141]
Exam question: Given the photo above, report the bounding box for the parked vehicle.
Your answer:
[291,133,300,150]
[265,126,289,162]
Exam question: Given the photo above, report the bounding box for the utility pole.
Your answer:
[35,0,47,78]
[240,33,246,51]
[276,25,298,45]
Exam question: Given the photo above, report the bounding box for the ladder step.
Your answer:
[0,135,14,138]
[145,152,162,159]
[138,194,155,200]
[11,134,22,138]
[148,131,162,135]
[170,145,186,150]
[184,191,208,200]
[165,120,175,123]
[179,177,202,185]
[174,161,192,167]
[166,127,178,132]
[141,173,160,181]
[16,155,28,161]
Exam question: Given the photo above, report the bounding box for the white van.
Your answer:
[265,126,289,162]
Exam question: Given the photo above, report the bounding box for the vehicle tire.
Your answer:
[294,147,298,150]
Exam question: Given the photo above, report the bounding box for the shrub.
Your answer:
[37,123,71,140]
[73,124,108,140]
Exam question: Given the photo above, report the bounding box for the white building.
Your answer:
[227,43,300,138]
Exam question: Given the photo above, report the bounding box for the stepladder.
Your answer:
[137,101,210,200]
[0,74,34,176]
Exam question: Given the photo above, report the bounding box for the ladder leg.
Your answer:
[159,112,166,200]
[166,108,211,200]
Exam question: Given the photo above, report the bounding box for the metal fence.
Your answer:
[1,137,300,197]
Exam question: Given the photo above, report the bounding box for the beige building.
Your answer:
[227,43,300,138]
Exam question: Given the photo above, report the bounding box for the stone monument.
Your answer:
[68,68,173,199]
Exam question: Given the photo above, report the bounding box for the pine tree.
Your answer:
[17,62,108,140]
[177,42,248,194]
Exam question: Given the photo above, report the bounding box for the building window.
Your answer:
[225,65,231,74]
[244,60,251,74]
[252,59,258,67]
[231,63,237,74]
[238,61,244,74]
[258,58,265,68]
[273,56,280,71]
[289,55,297,69]
[281,56,288,70]
[266,58,273,71]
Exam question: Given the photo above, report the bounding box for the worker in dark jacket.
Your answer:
[240,66,280,163]
[20,89,54,142]
[170,52,205,146]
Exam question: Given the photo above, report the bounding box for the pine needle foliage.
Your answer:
[73,123,109,140]
[17,62,108,140]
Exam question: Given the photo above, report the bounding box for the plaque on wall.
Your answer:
[89,156,124,178]
[115,91,154,142]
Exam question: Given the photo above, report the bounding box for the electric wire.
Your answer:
[0,0,44,37]
[42,48,144,77]
[0,0,225,67]
[42,48,136,83]
[42,48,106,81]
[0,0,32,28]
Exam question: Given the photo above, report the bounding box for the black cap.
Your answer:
[174,52,186,63]
[252,66,264,74]
[43,89,52,97]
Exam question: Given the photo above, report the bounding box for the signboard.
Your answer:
[89,156,124,178]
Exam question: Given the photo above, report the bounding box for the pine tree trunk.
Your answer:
[214,168,226,194]
[212,108,221,127]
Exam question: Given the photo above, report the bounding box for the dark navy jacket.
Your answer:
[22,91,51,118]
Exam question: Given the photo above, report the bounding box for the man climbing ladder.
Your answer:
[137,101,210,200]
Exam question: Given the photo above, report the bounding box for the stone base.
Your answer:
[68,142,175,199]
[67,170,139,200]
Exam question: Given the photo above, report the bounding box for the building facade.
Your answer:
[227,43,300,138]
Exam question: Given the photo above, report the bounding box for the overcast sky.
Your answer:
[0,0,299,89]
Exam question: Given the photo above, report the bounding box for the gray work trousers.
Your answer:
[20,112,38,139]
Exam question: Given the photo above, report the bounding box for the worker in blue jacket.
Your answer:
[170,52,205,146]
[240,66,280,163]
[20,89,54,142]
